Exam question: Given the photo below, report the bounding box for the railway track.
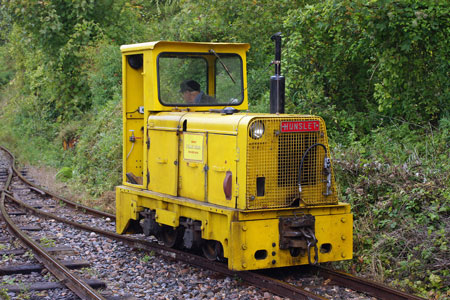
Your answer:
[0,145,426,300]
[0,149,119,299]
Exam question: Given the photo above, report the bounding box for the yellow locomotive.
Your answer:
[116,35,353,271]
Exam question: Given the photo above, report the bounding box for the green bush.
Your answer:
[0,46,14,87]
[4,0,146,122]
[284,0,450,136]
[332,125,449,298]
[72,100,123,196]
[83,40,122,110]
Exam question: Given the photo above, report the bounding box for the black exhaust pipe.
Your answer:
[270,32,285,114]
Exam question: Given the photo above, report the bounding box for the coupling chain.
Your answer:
[300,227,318,264]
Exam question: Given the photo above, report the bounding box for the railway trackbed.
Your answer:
[0,145,426,300]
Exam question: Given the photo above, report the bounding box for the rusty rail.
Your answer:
[309,266,426,300]
[0,167,107,299]
[6,190,325,300]
[0,145,114,220]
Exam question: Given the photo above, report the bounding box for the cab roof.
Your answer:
[120,41,251,53]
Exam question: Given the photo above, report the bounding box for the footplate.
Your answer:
[279,214,318,264]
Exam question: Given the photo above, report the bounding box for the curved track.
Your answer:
[0,150,108,299]
[0,145,426,300]
[0,145,114,221]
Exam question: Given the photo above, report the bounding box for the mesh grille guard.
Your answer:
[246,117,338,209]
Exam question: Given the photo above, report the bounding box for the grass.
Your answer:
[39,237,56,248]
[330,123,450,299]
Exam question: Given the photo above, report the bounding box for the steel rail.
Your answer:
[7,191,326,300]
[0,145,115,220]
[309,266,426,300]
[1,145,427,300]
[0,169,107,299]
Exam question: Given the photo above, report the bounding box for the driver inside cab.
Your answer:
[180,80,216,104]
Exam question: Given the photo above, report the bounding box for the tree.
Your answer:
[284,0,449,134]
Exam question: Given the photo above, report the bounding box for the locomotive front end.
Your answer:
[226,116,352,270]
[245,116,337,209]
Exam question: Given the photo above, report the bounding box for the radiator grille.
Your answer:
[246,117,338,209]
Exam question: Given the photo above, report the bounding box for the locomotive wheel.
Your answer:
[202,240,222,261]
[160,225,183,248]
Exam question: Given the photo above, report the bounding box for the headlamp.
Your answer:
[249,121,265,139]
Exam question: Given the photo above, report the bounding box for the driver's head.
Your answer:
[180,80,201,103]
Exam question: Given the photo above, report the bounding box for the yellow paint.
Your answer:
[155,208,179,227]
[207,134,237,207]
[148,129,179,195]
[183,133,204,162]
[120,41,250,113]
[228,209,352,270]
[115,188,139,234]
[178,132,208,201]
[116,40,354,271]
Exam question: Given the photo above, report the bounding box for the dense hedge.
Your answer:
[2,0,146,121]
[284,0,450,135]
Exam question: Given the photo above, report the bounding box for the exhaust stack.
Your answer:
[270,32,285,114]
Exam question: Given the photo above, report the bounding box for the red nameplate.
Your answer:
[280,121,320,132]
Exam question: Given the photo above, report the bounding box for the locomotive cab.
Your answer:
[116,40,353,271]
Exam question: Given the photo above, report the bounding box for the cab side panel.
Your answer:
[123,53,144,186]
[178,132,208,201]
[148,129,179,195]
[207,134,237,208]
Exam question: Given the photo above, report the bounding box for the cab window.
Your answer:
[215,55,243,105]
[157,52,243,106]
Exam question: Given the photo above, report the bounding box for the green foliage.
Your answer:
[71,100,123,196]
[3,0,146,122]
[0,76,62,166]
[0,0,140,171]
[58,121,82,144]
[332,125,449,298]
[141,254,152,263]
[368,1,450,124]
[284,0,450,136]
[56,167,73,181]
[83,41,122,109]
[2,254,15,262]
[39,237,55,248]
[0,45,14,87]
[0,288,10,300]
[23,250,34,260]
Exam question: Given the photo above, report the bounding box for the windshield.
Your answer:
[157,52,243,106]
